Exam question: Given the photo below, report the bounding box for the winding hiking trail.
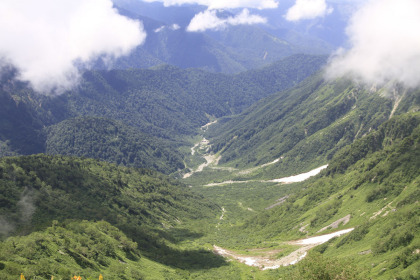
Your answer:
[213,228,354,270]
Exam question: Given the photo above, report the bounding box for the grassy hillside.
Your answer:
[209,112,420,279]
[0,154,219,252]
[2,115,417,279]
[208,75,420,178]
[0,220,143,280]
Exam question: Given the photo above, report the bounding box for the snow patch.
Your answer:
[269,165,328,183]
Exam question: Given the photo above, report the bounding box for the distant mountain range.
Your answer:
[92,0,341,73]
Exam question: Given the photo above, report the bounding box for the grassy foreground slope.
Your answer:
[0,155,225,278]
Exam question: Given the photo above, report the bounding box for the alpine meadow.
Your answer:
[0,0,419,279]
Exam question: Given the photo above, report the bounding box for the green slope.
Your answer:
[0,154,219,259]
[214,112,420,279]
[208,75,420,178]
[0,220,144,280]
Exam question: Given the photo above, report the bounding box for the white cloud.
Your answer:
[326,0,420,88]
[285,0,333,22]
[154,25,166,32]
[0,0,146,94]
[143,1,273,33]
[170,24,181,30]
[187,9,266,32]
[142,0,278,10]
[154,23,181,32]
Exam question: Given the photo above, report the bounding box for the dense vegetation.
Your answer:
[45,117,184,174]
[0,155,224,275]
[0,221,143,280]
[71,54,326,139]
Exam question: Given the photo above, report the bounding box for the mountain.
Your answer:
[207,75,420,178]
[96,1,333,73]
[0,55,326,173]
[66,54,327,138]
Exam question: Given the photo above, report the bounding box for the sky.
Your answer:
[325,0,420,88]
[1,0,420,93]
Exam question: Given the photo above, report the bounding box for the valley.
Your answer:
[1,1,419,278]
[1,66,419,279]
[1,69,418,279]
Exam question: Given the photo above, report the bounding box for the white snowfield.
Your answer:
[269,165,328,183]
[205,165,329,186]
[214,228,354,270]
[292,228,355,245]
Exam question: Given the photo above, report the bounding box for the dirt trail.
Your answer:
[265,195,289,210]
[216,207,226,229]
[213,228,354,270]
[389,88,406,120]
[183,152,220,179]
[317,214,351,233]
[238,158,281,175]
[183,121,220,179]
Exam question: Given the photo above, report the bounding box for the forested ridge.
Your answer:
[45,117,185,174]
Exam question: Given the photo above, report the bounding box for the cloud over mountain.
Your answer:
[0,0,146,94]
[144,0,275,32]
[326,0,420,88]
[142,0,279,10]
[285,0,333,22]
[187,9,266,32]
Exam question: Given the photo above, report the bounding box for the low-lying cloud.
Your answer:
[187,9,267,32]
[0,0,146,94]
[285,0,333,22]
[143,0,279,10]
[154,24,181,33]
[326,0,420,88]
